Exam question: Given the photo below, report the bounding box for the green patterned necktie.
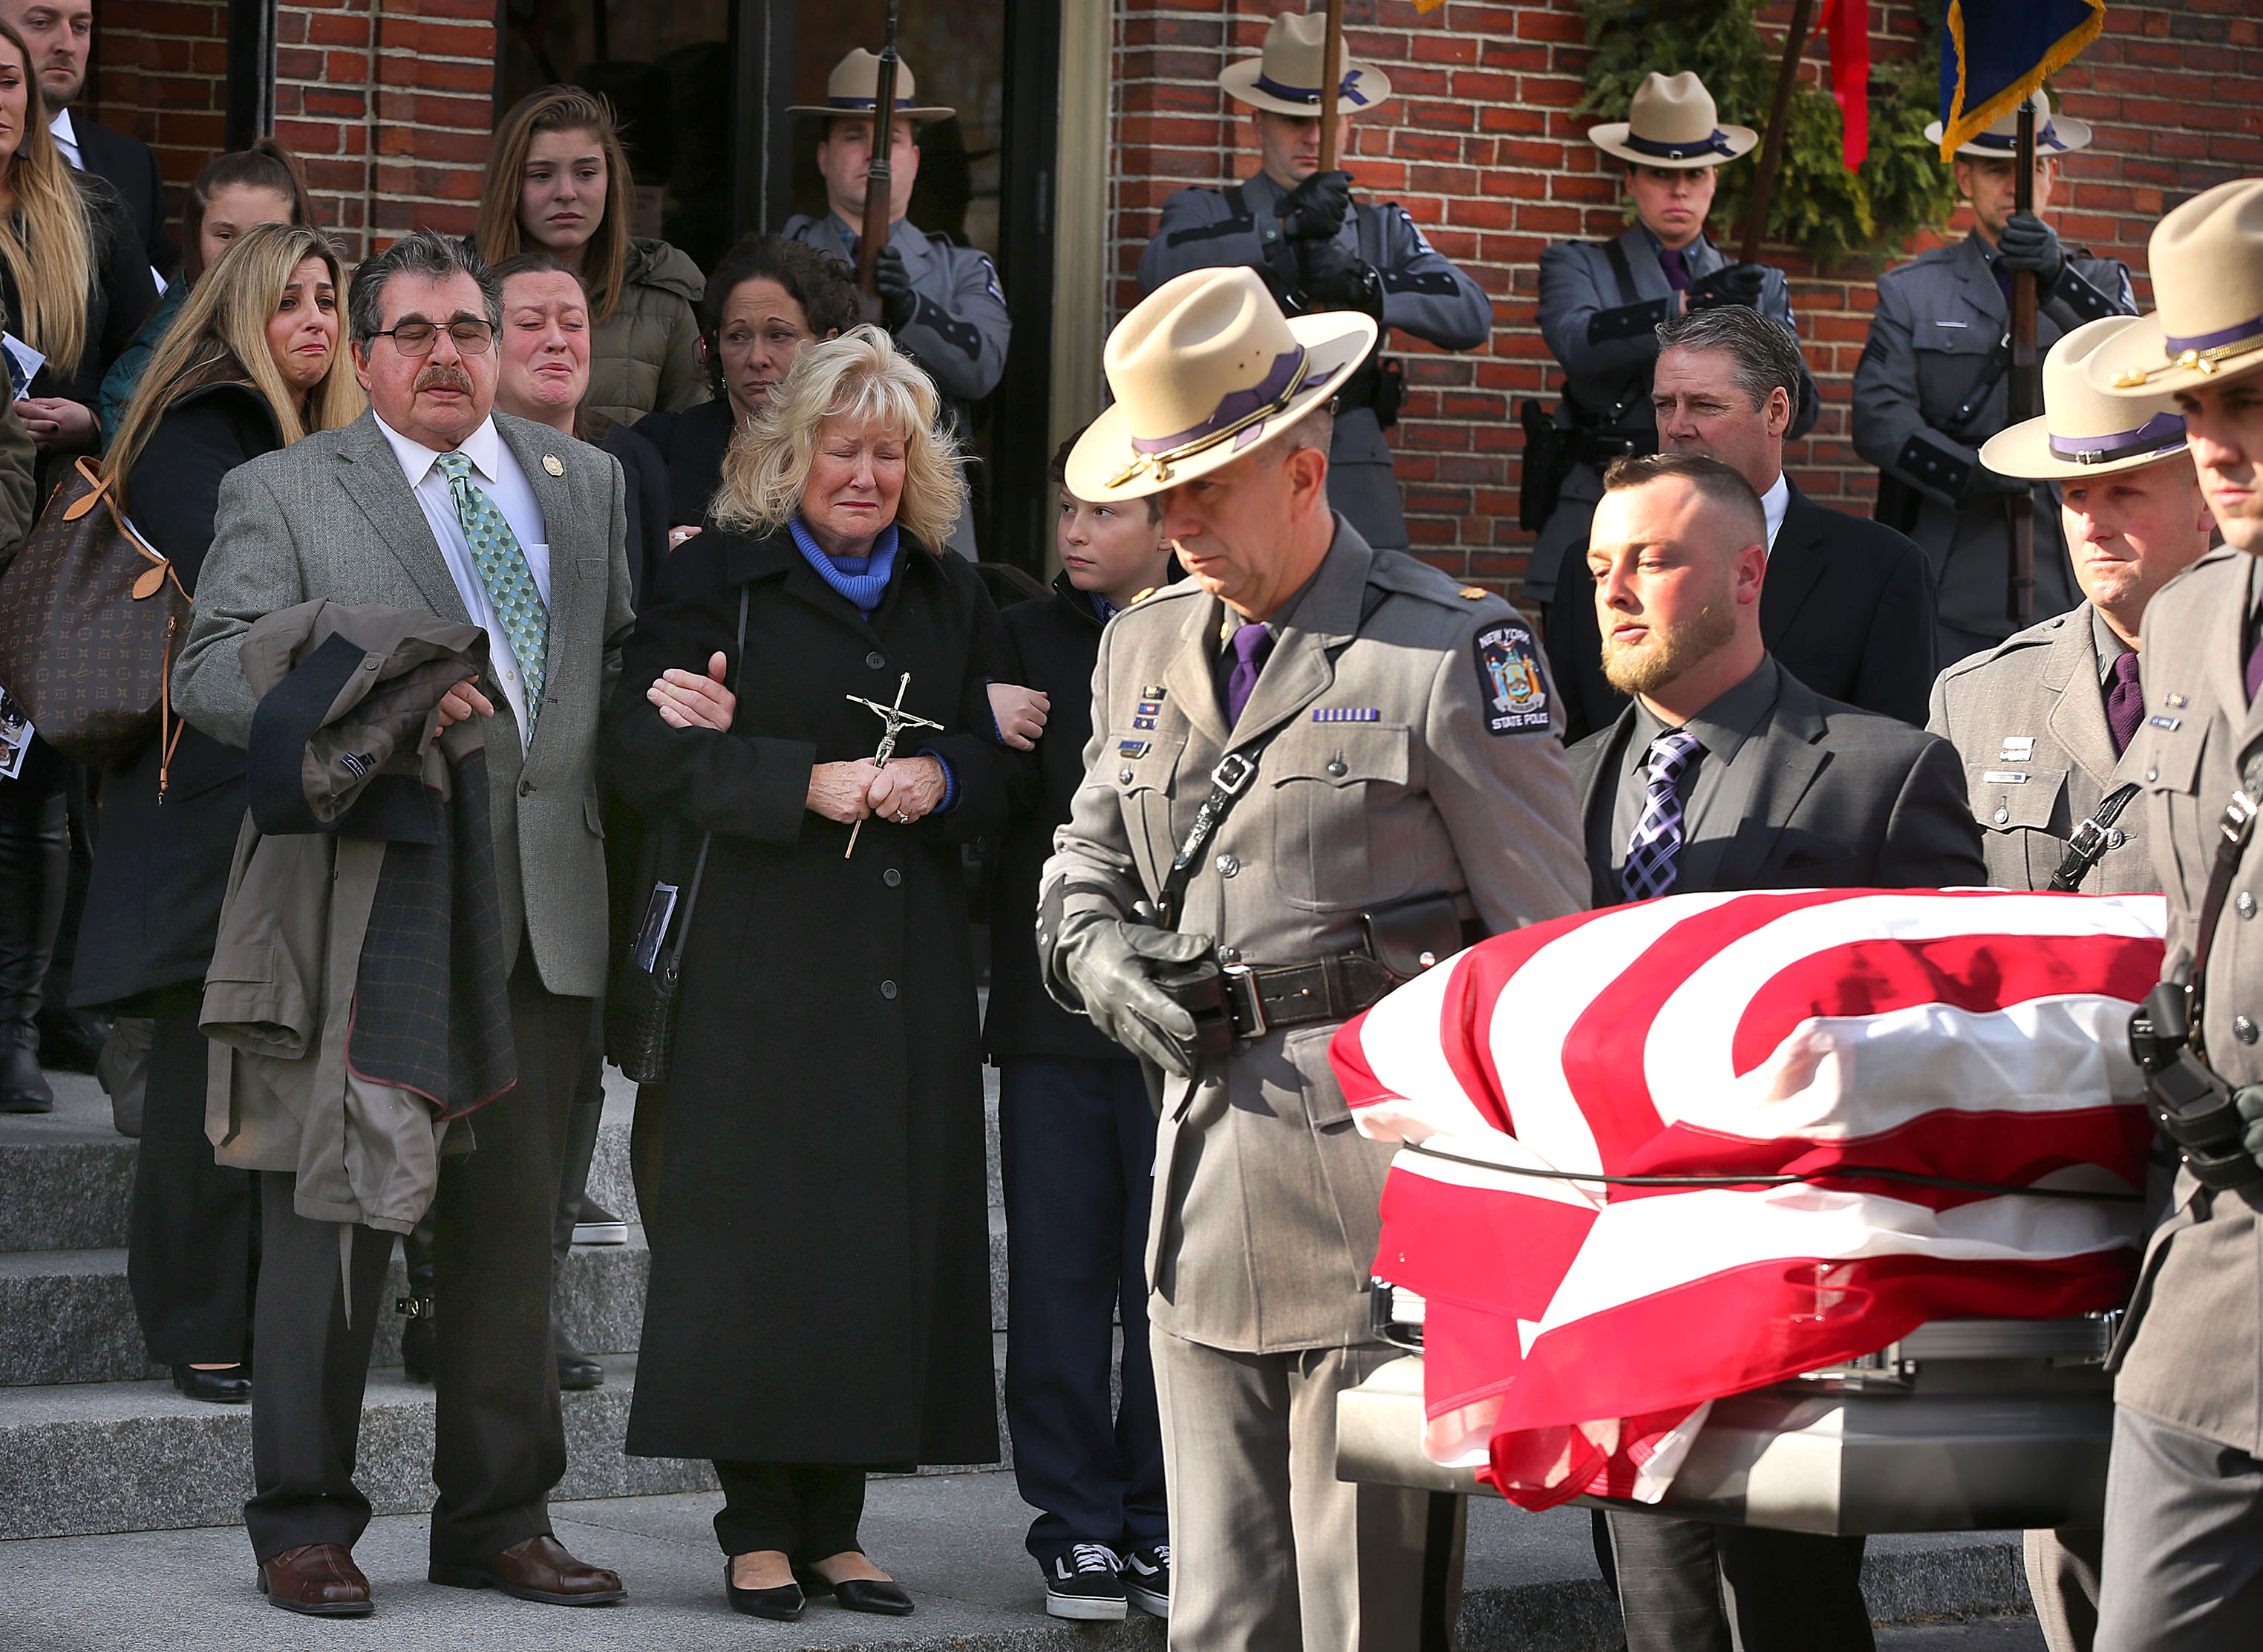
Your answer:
[435,448,549,730]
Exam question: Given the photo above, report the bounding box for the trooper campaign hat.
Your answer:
[1065,266,1377,503]
[1587,72,1759,170]
[1980,317,2189,481]
[2086,177,2263,398]
[1218,11,1392,119]
[1924,90,2092,160]
[788,49,955,123]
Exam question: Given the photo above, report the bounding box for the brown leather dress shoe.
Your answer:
[258,1544,373,1616]
[428,1532,626,1605]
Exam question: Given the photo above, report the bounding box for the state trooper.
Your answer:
[1038,264,1590,1650]
[1929,315,2214,1652]
[1135,9,1491,555]
[1853,91,2136,666]
[1523,69,1818,617]
[786,48,1010,552]
[2078,175,2263,1652]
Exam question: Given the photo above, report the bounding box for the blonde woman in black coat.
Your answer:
[606,327,1009,1622]
[74,223,361,1401]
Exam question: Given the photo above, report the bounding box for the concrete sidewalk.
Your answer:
[0,1466,2034,1651]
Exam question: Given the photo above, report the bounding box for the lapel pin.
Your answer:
[542,454,565,477]
[2166,693,2189,708]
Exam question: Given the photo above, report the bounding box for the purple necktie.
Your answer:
[1223,623,1274,727]
[1659,247,1690,292]
[2104,651,2143,757]
[2247,623,2263,705]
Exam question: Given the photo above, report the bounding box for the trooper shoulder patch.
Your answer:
[1474,619,1550,735]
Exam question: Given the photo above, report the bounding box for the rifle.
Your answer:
[1316,0,1346,174]
[855,0,904,325]
[2005,97,2039,625]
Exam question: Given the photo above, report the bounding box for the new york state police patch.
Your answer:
[1474,619,1550,736]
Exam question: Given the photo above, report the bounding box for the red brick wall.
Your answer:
[90,0,498,263]
[1110,0,2262,597]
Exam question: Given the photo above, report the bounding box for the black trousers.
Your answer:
[126,990,258,1365]
[1603,1509,1875,1652]
[0,740,68,1057]
[998,1055,1166,1563]
[244,955,587,1564]
[712,1461,868,1561]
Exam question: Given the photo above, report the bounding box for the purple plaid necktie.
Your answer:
[1223,622,1274,727]
[1659,247,1690,292]
[2103,650,2144,757]
[1622,729,1703,902]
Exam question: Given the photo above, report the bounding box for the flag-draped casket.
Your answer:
[1329,889,2163,1512]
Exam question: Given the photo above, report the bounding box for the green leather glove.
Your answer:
[1059,917,1218,1077]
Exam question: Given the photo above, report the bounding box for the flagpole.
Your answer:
[2007,97,2038,624]
[1316,0,1347,174]
[1740,0,1818,264]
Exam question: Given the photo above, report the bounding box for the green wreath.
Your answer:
[1576,0,1962,267]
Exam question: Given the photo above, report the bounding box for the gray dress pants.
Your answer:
[2096,1405,2263,1651]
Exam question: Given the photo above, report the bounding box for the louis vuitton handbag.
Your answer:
[0,456,191,780]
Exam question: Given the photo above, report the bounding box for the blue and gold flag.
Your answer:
[1939,0,2105,161]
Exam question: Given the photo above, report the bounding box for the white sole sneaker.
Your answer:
[1045,1590,1128,1621]
[1126,1579,1168,1617]
[572,1220,628,1245]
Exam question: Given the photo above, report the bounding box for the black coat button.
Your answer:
[866,651,886,670]
[517,778,535,797]
[2238,1014,2258,1045]
[883,868,901,888]
[880,979,898,1000]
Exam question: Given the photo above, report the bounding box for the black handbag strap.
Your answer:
[662,584,749,973]
[2047,780,2143,892]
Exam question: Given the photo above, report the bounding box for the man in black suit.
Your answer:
[4,0,178,279]
[1549,304,1936,743]
[1569,451,1983,1651]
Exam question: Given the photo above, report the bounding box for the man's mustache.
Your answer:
[415,365,474,395]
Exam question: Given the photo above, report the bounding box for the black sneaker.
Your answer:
[1123,1542,1169,1617]
[1044,1544,1126,1621]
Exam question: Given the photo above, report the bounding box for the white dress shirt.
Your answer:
[49,108,81,169]
[1760,471,1791,554]
[373,413,550,748]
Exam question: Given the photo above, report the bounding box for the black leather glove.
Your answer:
[1683,261,1770,313]
[1996,212,2066,291]
[1963,459,2033,500]
[1279,169,1353,242]
[2233,1085,2263,1169]
[873,244,918,332]
[1296,234,1382,316]
[1059,918,1218,1077]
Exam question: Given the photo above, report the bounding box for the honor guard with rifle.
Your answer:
[1852,92,2135,668]
[785,47,1010,546]
[1521,70,1819,615]
[1926,316,2215,1652]
[2079,177,2263,1652]
[1038,264,1590,1650]
[1134,10,1492,555]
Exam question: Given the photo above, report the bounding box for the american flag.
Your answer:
[1329,888,2164,1511]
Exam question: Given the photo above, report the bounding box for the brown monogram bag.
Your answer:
[0,456,191,783]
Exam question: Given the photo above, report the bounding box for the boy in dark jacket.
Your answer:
[987,435,1178,1622]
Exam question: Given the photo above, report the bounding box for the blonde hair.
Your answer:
[103,223,365,514]
[476,86,633,325]
[713,325,966,552]
[0,20,96,376]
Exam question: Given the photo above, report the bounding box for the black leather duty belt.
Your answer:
[1223,951,1397,1039]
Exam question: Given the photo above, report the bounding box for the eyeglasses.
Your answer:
[367,318,496,357]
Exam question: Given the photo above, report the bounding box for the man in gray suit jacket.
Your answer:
[1568,452,1982,1651]
[173,232,634,1618]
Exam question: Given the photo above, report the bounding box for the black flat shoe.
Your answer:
[172,1364,251,1403]
[725,1564,804,1622]
[832,1578,913,1616]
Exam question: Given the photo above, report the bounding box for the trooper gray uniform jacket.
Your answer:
[2114,546,2263,1457]
[1136,172,1492,556]
[1853,232,2135,643]
[1927,603,2158,895]
[1525,223,1818,603]
[1037,519,1590,1351]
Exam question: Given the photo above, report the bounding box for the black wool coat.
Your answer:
[74,382,280,1010]
[633,396,734,531]
[984,573,1129,1062]
[607,521,1010,1466]
[74,118,179,281]
[596,418,672,609]
[0,174,154,415]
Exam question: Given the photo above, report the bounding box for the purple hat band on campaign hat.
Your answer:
[1624,128,1738,161]
[1130,347,1311,456]
[1965,123,2069,153]
[2163,310,2263,358]
[2047,411,2187,466]
[828,96,918,111]
[1255,71,1369,108]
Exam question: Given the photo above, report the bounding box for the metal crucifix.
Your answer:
[843,672,942,858]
